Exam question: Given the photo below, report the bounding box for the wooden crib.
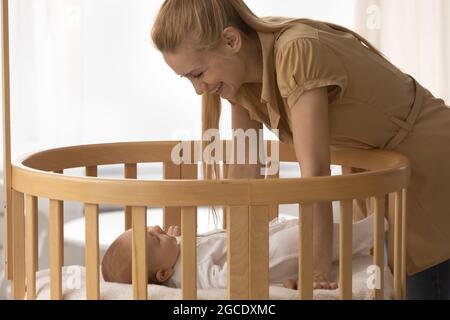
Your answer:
[3,140,410,300]
[1,0,409,301]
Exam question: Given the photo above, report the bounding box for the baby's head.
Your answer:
[101,225,180,285]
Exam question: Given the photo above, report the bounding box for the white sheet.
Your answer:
[35,254,393,300]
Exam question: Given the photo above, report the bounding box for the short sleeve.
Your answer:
[275,38,348,109]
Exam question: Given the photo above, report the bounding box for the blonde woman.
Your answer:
[151,0,450,299]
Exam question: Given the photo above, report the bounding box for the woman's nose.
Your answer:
[193,81,207,96]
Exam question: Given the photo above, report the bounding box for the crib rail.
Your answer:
[6,141,410,300]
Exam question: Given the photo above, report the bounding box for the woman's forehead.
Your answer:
[163,48,206,77]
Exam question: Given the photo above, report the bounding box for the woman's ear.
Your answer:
[222,26,242,53]
[155,268,175,283]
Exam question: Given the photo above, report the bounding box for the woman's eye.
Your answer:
[193,72,203,79]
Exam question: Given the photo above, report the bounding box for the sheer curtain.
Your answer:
[1,0,357,166]
[6,0,199,160]
[354,0,450,104]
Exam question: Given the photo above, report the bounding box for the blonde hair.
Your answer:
[151,0,389,224]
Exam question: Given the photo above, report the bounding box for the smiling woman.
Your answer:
[150,0,370,181]
[150,0,391,290]
[161,27,262,101]
[150,0,450,298]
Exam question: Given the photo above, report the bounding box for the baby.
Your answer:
[102,217,378,290]
[101,225,181,285]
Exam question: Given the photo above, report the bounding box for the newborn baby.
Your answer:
[101,225,181,285]
[102,216,379,289]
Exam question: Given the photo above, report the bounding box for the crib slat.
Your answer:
[85,166,99,299]
[49,199,63,300]
[181,206,197,299]
[373,196,385,300]
[11,190,25,300]
[223,163,229,180]
[132,206,147,300]
[339,200,353,299]
[25,194,38,300]
[227,206,249,299]
[393,190,403,299]
[249,205,269,299]
[2,0,13,282]
[54,170,64,267]
[267,169,279,221]
[124,163,137,230]
[163,163,181,230]
[341,167,369,222]
[299,203,313,300]
[180,164,198,300]
[182,163,198,180]
[401,188,407,299]
[85,203,99,300]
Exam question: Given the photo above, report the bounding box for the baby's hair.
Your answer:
[101,230,132,283]
[101,230,160,284]
[151,0,389,224]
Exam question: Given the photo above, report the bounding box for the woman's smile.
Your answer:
[212,82,224,95]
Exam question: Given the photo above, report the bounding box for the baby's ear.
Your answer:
[155,268,174,283]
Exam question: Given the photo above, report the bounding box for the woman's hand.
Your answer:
[167,225,181,236]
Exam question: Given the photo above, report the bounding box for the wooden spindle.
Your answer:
[249,205,269,299]
[267,169,279,221]
[2,0,13,281]
[131,206,147,300]
[85,203,99,299]
[227,206,249,299]
[339,200,353,299]
[181,206,197,299]
[124,163,137,230]
[54,170,64,267]
[393,190,403,299]
[373,196,385,300]
[401,188,407,299]
[85,166,99,299]
[49,199,63,300]
[25,194,38,300]
[163,163,181,230]
[299,203,313,300]
[11,190,25,299]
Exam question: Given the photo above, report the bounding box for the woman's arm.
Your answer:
[290,86,337,290]
[227,103,265,179]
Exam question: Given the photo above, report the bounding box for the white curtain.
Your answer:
[354,0,450,105]
[6,0,203,162]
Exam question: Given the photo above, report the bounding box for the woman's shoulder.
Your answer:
[274,21,320,51]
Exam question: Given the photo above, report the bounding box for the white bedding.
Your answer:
[35,254,393,300]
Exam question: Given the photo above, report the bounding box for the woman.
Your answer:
[151,0,450,298]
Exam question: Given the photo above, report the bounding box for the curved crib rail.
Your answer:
[7,140,410,301]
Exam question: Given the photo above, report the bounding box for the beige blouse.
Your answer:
[228,19,450,275]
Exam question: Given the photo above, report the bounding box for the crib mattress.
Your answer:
[34,254,393,300]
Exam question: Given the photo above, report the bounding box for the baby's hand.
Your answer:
[167,225,181,236]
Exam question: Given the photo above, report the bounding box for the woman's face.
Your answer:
[162,27,251,101]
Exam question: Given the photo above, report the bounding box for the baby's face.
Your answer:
[146,225,180,271]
